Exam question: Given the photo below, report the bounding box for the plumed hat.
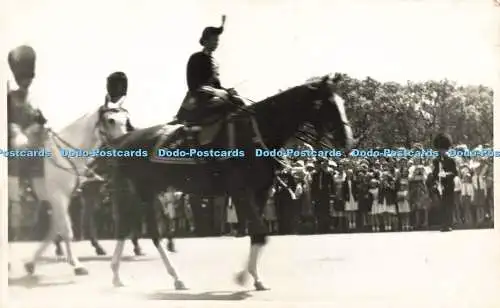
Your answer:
[199,26,223,46]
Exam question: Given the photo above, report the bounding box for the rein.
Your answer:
[45,116,107,177]
[231,94,348,152]
[46,129,85,175]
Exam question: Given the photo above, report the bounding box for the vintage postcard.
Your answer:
[1,0,499,307]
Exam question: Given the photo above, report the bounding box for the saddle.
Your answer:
[150,115,237,165]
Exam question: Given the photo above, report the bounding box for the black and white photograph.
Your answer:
[2,0,499,307]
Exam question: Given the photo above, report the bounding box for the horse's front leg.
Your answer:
[54,234,64,257]
[233,189,270,291]
[82,190,107,256]
[143,197,186,290]
[110,187,129,287]
[131,231,144,256]
[160,199,176,253]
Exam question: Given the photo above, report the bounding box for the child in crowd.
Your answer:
[226,196,239,236]
[344,169,358,230]
[409,159,430,229]
[396,169,411,231]
[263,187,278,233]
[380,171,397,231]
[460,166,473,226]
[333,165,347,231]
[369,178,382,232]
[357,169,371,230]
[453,171,462,226]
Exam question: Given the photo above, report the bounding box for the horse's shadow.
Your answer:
[8,275,75,289]
[147,290,252,301]
[39,255,154,263]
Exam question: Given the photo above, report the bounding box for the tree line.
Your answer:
[326,73,494,149]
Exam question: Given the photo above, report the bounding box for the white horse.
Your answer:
[22,106,130,276]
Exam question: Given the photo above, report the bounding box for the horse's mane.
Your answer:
[242,79,322,119]
[252,79,321,108]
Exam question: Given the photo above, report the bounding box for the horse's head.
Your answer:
[96,106,130,143]
[305,74,353,150]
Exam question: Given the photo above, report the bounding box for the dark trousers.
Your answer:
[440,194,454,229]
[276,194,293,235]
[315,197,330,234]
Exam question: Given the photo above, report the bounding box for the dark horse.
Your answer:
[107,75,353,290]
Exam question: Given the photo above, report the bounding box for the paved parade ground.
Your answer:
[7,230,500,308]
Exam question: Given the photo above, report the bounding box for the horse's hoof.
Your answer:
[167,242,176,253]
[95,248,107,256]
[254,281,269,291]
[55,249,64,257]
[174,280,188,290]
[112,277,125,287]
[24,262,35,275]
[235,271,249,286]
[74,267,89,276]
[133,248,145,256]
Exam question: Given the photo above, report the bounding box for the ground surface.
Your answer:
[7,230,500,308]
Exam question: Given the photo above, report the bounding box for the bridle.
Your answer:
[242,77,352,170]
[96,106,130,145]
[45,107,128,176]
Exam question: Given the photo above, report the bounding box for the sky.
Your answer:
[1,0,498,130]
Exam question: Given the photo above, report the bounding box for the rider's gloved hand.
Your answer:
[227,88,238,96]
[214,89,229,100]
[35,110,47,125]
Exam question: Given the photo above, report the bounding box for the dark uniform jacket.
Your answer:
[431,154,458,196]
[311,169,335,201]
[176,51,232,124]
[7,83,47,177]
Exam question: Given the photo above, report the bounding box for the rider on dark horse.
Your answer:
[86,71,134,175]
[175,15,245,130]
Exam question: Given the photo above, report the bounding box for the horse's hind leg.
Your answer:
[26,208,88,276]
[111,238,126,287]
[161,203,176,253]
[25,220,58,275]
[233,189,270,291]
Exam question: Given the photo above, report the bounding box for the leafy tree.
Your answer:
[328,74,493,148]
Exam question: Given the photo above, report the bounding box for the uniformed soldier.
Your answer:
[7,45,48,239]
[104,71,134,132]
[175,15,245,125]
[84,71,134,182]
[431,132,458,232]
[311,159,335,234]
